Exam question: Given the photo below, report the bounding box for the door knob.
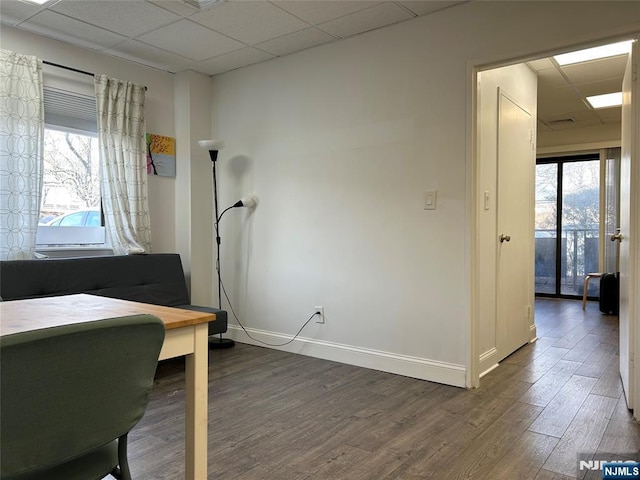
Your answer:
[611,228,623,242]
[499,234,511,243]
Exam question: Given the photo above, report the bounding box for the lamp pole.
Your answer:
[208,148,223,311]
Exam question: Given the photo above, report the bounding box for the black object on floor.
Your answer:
[599,272,619,315]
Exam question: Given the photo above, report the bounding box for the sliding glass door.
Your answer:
[535,154,600,298]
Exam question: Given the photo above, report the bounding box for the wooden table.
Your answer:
[0,293,215,480]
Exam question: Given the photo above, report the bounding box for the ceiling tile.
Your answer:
[537,86,587,117]
[195,47,275,75]
[575,77,625,97]
[561,55,627,85]
[594,107,621,124]
[0,1,41,26]
[19,10,127,51]
[536,67,570,90]
[137,19,244,61]
[255,27,334,57]
[317,2,413,39]
[50,0,180,38]
[397,1,465,16]
[272,1,383,26]
[191,1,308,45]
[526,57,555,73]
[147,0,200,17]
[103,40,194,72]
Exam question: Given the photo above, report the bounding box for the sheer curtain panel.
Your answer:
[0,49,44,260]
[95,74,151,255]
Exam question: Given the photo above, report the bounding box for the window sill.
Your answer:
[36,246,113,258]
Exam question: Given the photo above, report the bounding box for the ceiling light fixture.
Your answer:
[586,92,623,109]
[22,0,49,4]
[554,41,632,66]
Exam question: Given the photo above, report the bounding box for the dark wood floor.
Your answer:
[128,299,639,479]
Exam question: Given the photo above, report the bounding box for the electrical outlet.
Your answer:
[315,306,325,324]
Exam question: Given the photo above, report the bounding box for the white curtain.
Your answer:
[0,49,44,260]
[95,74,151,255]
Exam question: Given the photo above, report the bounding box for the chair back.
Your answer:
[1,314,165,478]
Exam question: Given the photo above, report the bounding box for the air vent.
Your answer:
[547,117,575,126]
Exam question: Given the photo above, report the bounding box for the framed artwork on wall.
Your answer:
[147,133,175,177]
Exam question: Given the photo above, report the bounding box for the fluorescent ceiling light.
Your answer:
[586,92,623,109]
[22,0,49,4]
[554,41,632,66]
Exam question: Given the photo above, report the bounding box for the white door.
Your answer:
[496,89,534,362]
[618,41,638,411]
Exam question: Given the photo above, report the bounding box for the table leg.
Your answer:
[185,323,209,480]
[582,275,590,310]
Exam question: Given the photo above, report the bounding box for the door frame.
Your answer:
[468,34,639,410]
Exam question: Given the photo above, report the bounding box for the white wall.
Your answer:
[0,26,178,254]
[210,1,640,387]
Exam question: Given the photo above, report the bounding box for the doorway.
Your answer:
[472,37,637,411]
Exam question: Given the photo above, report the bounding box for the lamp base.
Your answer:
[208,336,235,349]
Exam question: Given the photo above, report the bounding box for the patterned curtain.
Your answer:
[95,74,151,255]
[0,49,44,260]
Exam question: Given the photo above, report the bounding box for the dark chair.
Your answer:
[0,314,165,480]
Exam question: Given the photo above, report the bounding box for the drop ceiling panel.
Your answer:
[137,19,243,61]
[527,57,556,72]
[20,11,127,51]
[273,1,383,26]
[397,1,465,16]
[536,67,571,90]
[255,27,334,56]
[196,47,275,76]
[537,86,587,116]
[561,55,628,85]
[50,0,180,37]
[190,1,308,45]
[595,108,622,124]
[575,77,625,97]
[0,1,41,26]
[148,0,200,16]
[317,2,413,38]
[103,40,194,72]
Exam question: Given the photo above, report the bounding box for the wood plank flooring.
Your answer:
[128,299,639,479]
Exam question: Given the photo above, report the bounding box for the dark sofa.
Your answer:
[0,253,228,338]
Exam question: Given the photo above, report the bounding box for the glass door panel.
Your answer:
[561,161,600,296]
[535,163,557,294]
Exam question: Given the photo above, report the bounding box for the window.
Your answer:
[36,87,105,248]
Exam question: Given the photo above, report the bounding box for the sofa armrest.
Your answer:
[176,305,228,337]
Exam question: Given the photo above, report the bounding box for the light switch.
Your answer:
[423,190,437,210]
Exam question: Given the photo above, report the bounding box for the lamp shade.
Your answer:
[239,196,258,208]
[198,139,225,151]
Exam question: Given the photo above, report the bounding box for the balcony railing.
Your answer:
[535,227,599,296]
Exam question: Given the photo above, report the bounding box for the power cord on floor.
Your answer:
[220,278,319,347]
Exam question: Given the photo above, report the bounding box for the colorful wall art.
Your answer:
[146,133,176,177]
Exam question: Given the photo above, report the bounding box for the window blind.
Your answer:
[43,87,97,133]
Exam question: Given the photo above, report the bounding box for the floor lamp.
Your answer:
[199,140,257,349]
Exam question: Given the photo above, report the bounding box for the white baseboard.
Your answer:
[227,325,467,388]
[479,347,499,378]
